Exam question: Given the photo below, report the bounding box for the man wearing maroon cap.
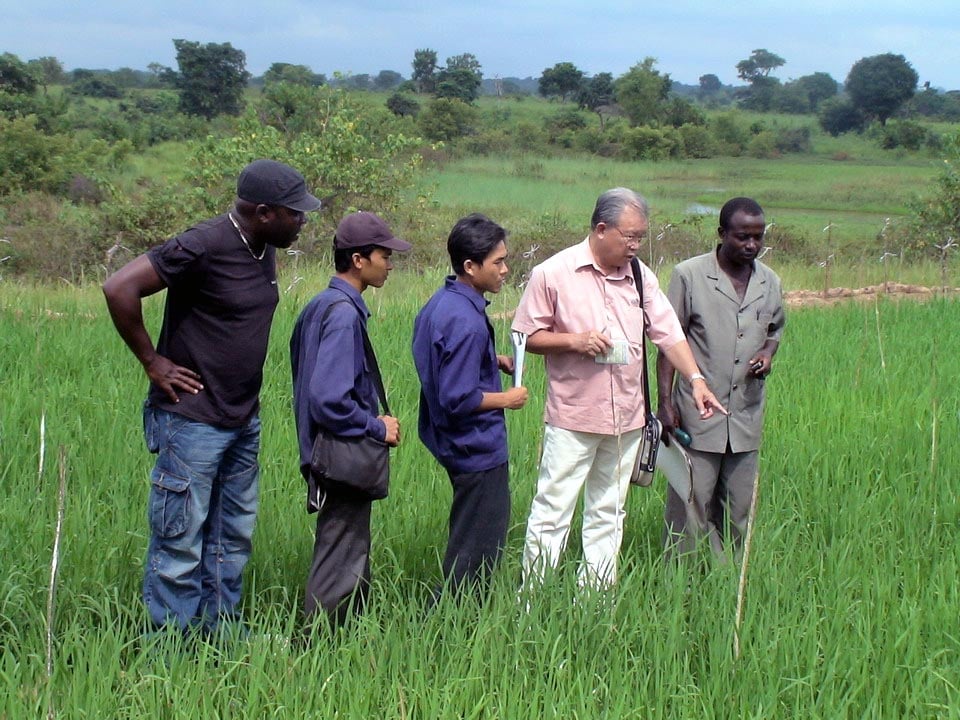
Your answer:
[103,159,321,636]
[291,211,411,628]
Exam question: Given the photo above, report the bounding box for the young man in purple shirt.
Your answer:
[412,214,529,601]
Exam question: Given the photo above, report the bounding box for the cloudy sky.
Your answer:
[6,0,958,89]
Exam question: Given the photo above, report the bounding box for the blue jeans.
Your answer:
[142,405,260,632]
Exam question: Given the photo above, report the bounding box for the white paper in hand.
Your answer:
[511,331,527,388]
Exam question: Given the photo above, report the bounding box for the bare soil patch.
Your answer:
[785,283,958,308]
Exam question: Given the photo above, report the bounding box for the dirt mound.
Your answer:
[785,283,957,308]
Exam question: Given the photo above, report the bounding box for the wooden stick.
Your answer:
[733,471,760,661]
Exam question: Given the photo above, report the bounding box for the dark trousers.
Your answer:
[439,462,510,598]
[304,492,372,627]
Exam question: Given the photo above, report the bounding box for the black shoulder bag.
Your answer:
[307,301,391,511]
[629,258,662,487]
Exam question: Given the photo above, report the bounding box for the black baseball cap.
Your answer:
[236,159,322,212]
[334,211,412,252]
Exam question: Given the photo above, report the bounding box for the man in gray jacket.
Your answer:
[657,197,785,561]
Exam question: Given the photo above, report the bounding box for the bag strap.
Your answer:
[321,299,392,417]
[630,257,652,417]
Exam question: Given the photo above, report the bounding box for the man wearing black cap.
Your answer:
[103,159,321,636]
[290,211,411,627]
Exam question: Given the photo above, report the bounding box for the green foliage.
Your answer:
[538,62,584,102]
[911,130,960,245]
[190,86,424,223]
[386,92,420,118]
[845,53,918,125]
[435,55,483,104]
[262,62,320,88]
[373,70,404,91]
[677,123,715,158]
[904,88,960,121]
[419,97,478,141]
[173,39,250,119]
[0,114,132,196]
[737,75,781,112]
[735,48,786,82]
[69,75,123,99]
[25,56,64,92]
[709,112,750,154]
[818,97,866,136]
[0,52,38,94]
[698,73,722,96]
[873,119,934,151]
[412,48,438,94]
[662,96,706,128]
[619,125,679,160]
[615,57,671,127]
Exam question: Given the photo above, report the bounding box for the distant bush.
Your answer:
[677,123,714,158]
[818,98,865,137]
[709,112,749,155]
[386,92,420,118]
[873,120,933,151]
[619,126,680,161]
[419,98,477,141]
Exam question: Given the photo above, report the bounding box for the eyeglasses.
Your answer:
[609,226,644,246]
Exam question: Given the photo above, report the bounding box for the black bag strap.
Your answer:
[630,257,652,417]
[321,299,391,417]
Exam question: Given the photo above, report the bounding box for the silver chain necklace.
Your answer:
[228,213,265,261]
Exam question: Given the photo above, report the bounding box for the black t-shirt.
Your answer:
[146,213,280,427]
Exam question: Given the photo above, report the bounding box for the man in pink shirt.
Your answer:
[512,187,726,589]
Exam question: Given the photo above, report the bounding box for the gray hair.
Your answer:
[590,187,649,230]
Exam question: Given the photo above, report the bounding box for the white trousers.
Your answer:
[522,424,642,588]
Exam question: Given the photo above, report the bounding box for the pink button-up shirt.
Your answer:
[512,238,685,434]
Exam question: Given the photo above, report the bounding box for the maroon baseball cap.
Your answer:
[236,159,322,212]
[334,211,412,252]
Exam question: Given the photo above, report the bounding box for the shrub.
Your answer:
[775,126,812,154]
[418,98,477,141]
[619,126,680,161]
[386,92,420,118]
[818,97,865,136]
[678,123,715,158]
[710,112,749,155]
[746,131,779,159]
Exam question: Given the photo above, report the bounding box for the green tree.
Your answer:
[262,63,318,87]
[538,62,584,102]
[818,97,865,136]
[846,53,918,125]
[736,49,785,82]
[796,72,839,110]
[735,49,785,111]
[418,97,477,140]
[615,57,671,127]
[912,130,960,245]
[172,39,249,119]
[0,52,38,94]
[374,70,404,91]
[577,72,614,129]
[386,92,419,117]
[26,56,64,93]
[698,73,722,98]
[412,49,437,93]
[435,54,482,104]
[188,85,423,223]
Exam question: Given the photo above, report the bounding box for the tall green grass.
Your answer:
[1,270,957,718]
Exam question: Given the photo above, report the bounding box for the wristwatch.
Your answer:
[689,372,706,383]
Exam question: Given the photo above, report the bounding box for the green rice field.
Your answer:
[1,263,957,717]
